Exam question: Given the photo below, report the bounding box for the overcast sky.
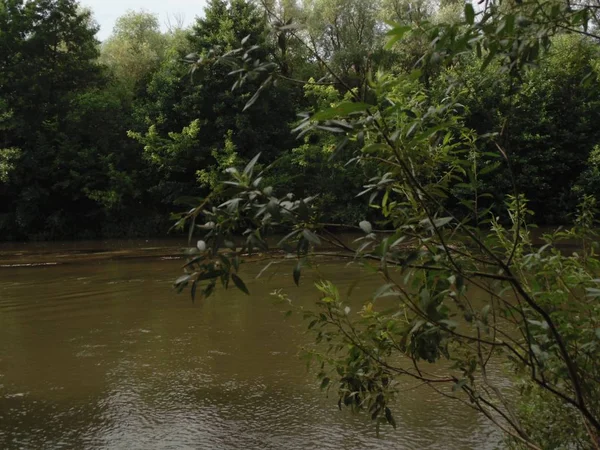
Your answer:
[80,0,208,40]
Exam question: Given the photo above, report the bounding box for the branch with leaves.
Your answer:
[173,2,600,447]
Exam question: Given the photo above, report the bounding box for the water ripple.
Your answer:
[0,257,501,450]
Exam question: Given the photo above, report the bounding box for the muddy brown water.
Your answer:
[0,240,501,449]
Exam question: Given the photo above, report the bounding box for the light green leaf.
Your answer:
[243,152,261,176]
[384,25,411,50]
[312,102,371,121]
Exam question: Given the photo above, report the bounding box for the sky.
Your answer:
[80,0,208,41]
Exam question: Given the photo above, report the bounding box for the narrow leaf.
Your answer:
[312,102,371,121]
[243,153,261,176]
[232,273,250,295]
[384,25,411,50]
[302,229,321,245]
[373,283,395,300]
[175,274,192,285]
[464,3,475,25]
[243,75,272,111]
[293,260,303,285]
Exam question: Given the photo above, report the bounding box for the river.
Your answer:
[0,240,500,449]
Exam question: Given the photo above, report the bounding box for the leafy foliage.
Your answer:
[172,0,600,448]
[99,11,168,93]
[3,0,600,240]
[435,35,600,223]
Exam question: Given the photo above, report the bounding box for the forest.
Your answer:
[2,0,600,240]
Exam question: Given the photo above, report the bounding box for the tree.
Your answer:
[0,0,162,239]
[174,0,600,447]
[0,0,109,238]
[130,0,299,208]
[0,98,20,185]
[434,35,600,224]
[292,0,391,90]
[265,80,372,224]
[99,10,168,94]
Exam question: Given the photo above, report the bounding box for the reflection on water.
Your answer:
[0,247,500,449]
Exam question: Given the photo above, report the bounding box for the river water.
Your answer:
[0,240,500,449]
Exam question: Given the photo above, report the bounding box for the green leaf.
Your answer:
[297,199,310,221]
[452,379,467,392]
[293,260,303,286]
[586,287,600,298]
[384,25,411,50]
[190,280,197,301]
[481,304,491,323]
[464,3,475,25]
[385,407,397,429]
[420,216,453,230]
[302,229,321,245]
[312,102,371,121]
[175,274,192,286]
[231,273,250,295]
[481,52,496,71]
[316,125,346,133]
[243,75,272,111]
[479,161,501,175]
[373,283,396,300]
[243,153,261,176]
[197,270,224,281]
[439,319,458,329]
[278,230,300,249]
[362,143,389,154]
[504,14,515,34]
[320,377,330,389]
[434,216,453,227]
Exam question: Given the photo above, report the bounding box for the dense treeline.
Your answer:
[1,0,600,240]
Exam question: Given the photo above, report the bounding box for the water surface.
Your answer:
[0,242,499,449]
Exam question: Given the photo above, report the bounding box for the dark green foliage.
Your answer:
[0,0,167,239]
[130,0,300,207]
[2,0,600,246]
[436,36,600,224]
[0,0,105,238]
